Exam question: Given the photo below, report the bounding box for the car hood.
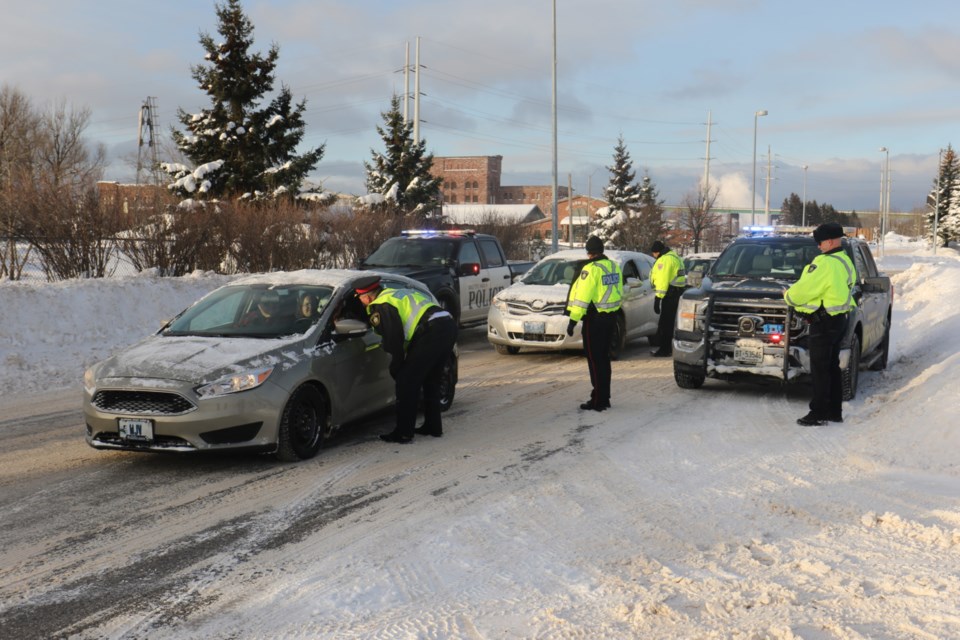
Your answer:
[497,283,569,304]
[93,334,312,385]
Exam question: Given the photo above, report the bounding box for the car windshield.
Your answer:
[712,241,819,280]
[521,258,587,286]
[163,284,335,338]
[362,238,456,268]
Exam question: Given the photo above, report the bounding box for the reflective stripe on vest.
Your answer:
[372,288,436,343]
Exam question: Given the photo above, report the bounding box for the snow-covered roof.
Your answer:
[442,204,545,224]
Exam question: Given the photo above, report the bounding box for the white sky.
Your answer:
[2,235,960,635]
[3,1,960,212]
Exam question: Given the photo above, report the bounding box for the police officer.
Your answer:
[565,235,623,412]
[784,222,857,426]
[649,240,686,357]
[354,275,458,443]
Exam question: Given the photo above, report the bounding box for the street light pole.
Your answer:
[934,148,942,256]
[801,164,808,226]
[878,147,889,256]
[751,109,768,227]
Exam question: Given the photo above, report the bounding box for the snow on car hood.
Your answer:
[496,282,569,304]
[93,333,312,385]
[706,277,792,294]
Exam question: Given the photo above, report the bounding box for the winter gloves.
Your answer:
[654,297,661,314]
[566,319,576,336]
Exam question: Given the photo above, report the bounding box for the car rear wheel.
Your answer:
[276,385,328,461]
[841,334,861,401]
[609,314,626,360]
[438,352,458,412]
[495,344,520,355]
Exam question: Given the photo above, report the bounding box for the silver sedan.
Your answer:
[486,249,658,358]
[83,270,457,461]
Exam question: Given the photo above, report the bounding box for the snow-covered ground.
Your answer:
[2,235,959,638]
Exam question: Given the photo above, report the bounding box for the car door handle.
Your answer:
[482,277,490,282]
[503,274,510,279]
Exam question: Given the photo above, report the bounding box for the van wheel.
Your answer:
[841,334,861,401]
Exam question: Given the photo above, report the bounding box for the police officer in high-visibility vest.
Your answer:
[784,222,857,427]
[565,236,623,412]
[650,240,686,357]
[354,275,458,443]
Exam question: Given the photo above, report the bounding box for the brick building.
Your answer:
[430,155,569,206]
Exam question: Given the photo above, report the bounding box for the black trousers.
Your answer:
[583,311,615,405]
[655,289,682,353]
[394,316,458,437]
[807,312,848,419]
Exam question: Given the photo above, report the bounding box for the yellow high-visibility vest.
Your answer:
[566,258,623,322]
[784,250,857,316]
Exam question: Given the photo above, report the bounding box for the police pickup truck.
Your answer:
[359,230,534,327]
[671,231,893,401]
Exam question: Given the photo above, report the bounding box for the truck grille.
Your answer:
[92,390,196,416]
[711,298,803,340]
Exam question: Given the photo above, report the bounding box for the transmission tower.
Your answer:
[136,97,162,186]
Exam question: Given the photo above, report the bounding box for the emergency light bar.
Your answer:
[402,229,476,237]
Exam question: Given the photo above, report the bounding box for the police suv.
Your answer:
[671,230,893,400]
[359,230,534,327]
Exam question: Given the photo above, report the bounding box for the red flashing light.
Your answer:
[769,332,783,344]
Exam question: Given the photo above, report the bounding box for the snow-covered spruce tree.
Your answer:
[362,95,441,217]
[595,135,641,247]
[165,0,323,200]
[928,144,960,247]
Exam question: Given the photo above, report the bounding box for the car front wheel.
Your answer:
[276,385,328,461]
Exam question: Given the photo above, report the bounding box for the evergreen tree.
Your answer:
[165,0,323,200]
[927,145,959,247]
[363,95,441,216]
[595,135,640,246]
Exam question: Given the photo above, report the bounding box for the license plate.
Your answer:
[733,339,764,364]
[523,321,546,334]
[119,418,154,441]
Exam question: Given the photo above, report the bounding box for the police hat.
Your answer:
[354,275,382,295]
[813,222,845,243]
[585,235,604,255]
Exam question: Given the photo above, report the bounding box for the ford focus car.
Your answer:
[83,270,458,461]
[486,249,658,358]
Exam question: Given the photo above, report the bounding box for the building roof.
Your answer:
[442,204,545,224]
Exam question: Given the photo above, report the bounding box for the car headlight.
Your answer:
[83,367,97,394]
[493,296,509,313]
[676,298,707,333]
[195,367,274,399]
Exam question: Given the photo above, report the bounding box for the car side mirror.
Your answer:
[459,262,481,277]
[333,318,369,337]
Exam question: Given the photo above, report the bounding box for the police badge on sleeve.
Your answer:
[370,312,381,327]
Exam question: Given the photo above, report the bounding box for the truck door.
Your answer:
[475,237,512,320]
[455,240,485,323]
[851,243,884,353]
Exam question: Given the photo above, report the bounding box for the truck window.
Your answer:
[478,238,505,268]
[458,241,481,265]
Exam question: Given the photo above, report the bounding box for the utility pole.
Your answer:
[703,110,713,194]
[764,144,772,221]
[550,0,559,252]
[413,36,421,143]
[934,148,942,256]
[403,42,410,124]
[567,172,574,246]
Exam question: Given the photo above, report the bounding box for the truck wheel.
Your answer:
[869,323,890,371]
[841,333,861,401]
[495,344,520,355]
[674,362,705,389]
[609,314,626,360]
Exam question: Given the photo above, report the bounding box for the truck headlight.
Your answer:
[677,298,706,332]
